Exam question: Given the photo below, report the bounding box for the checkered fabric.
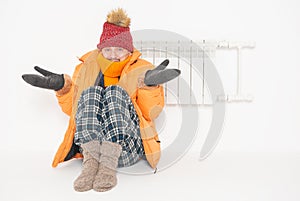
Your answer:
[74,85,144,167]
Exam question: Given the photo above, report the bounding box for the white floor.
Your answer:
[1,150,299,201]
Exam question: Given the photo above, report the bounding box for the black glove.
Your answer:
[22,66,65,91]
[144,59,181,86]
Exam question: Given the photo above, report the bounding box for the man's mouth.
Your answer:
[109,58,120,62]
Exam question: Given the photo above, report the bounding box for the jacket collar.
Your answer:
[79,49,141,64]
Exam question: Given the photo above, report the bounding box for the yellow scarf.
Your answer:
[97,53,131,87]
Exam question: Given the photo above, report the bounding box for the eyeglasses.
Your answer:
[101,47,131,61]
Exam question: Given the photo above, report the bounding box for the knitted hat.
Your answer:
[97,8,134,52]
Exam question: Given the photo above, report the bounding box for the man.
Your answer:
[22,8,180,192]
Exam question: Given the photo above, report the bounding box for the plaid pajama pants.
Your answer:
[74,85,144,167]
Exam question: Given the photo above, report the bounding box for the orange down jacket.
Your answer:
[52,49,164,169]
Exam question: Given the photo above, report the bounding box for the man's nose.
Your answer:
[110,50,117,58]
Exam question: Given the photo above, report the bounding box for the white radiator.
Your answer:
[133,40,255,105]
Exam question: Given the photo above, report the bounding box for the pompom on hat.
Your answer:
[97,8,134,52]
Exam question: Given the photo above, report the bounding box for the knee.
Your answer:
[78,86,104,106]
[105,85,129,98]
[104,85,130,104]
[104,85,124,93]
[82,86,104,96]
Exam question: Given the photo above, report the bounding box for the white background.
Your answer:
[1,0,300,200]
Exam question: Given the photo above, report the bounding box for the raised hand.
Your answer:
[144,59,181,86]
[22,66,65,91]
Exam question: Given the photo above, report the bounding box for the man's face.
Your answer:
[101,47,131,62]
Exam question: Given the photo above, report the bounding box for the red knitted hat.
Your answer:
[97,8,133,52]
